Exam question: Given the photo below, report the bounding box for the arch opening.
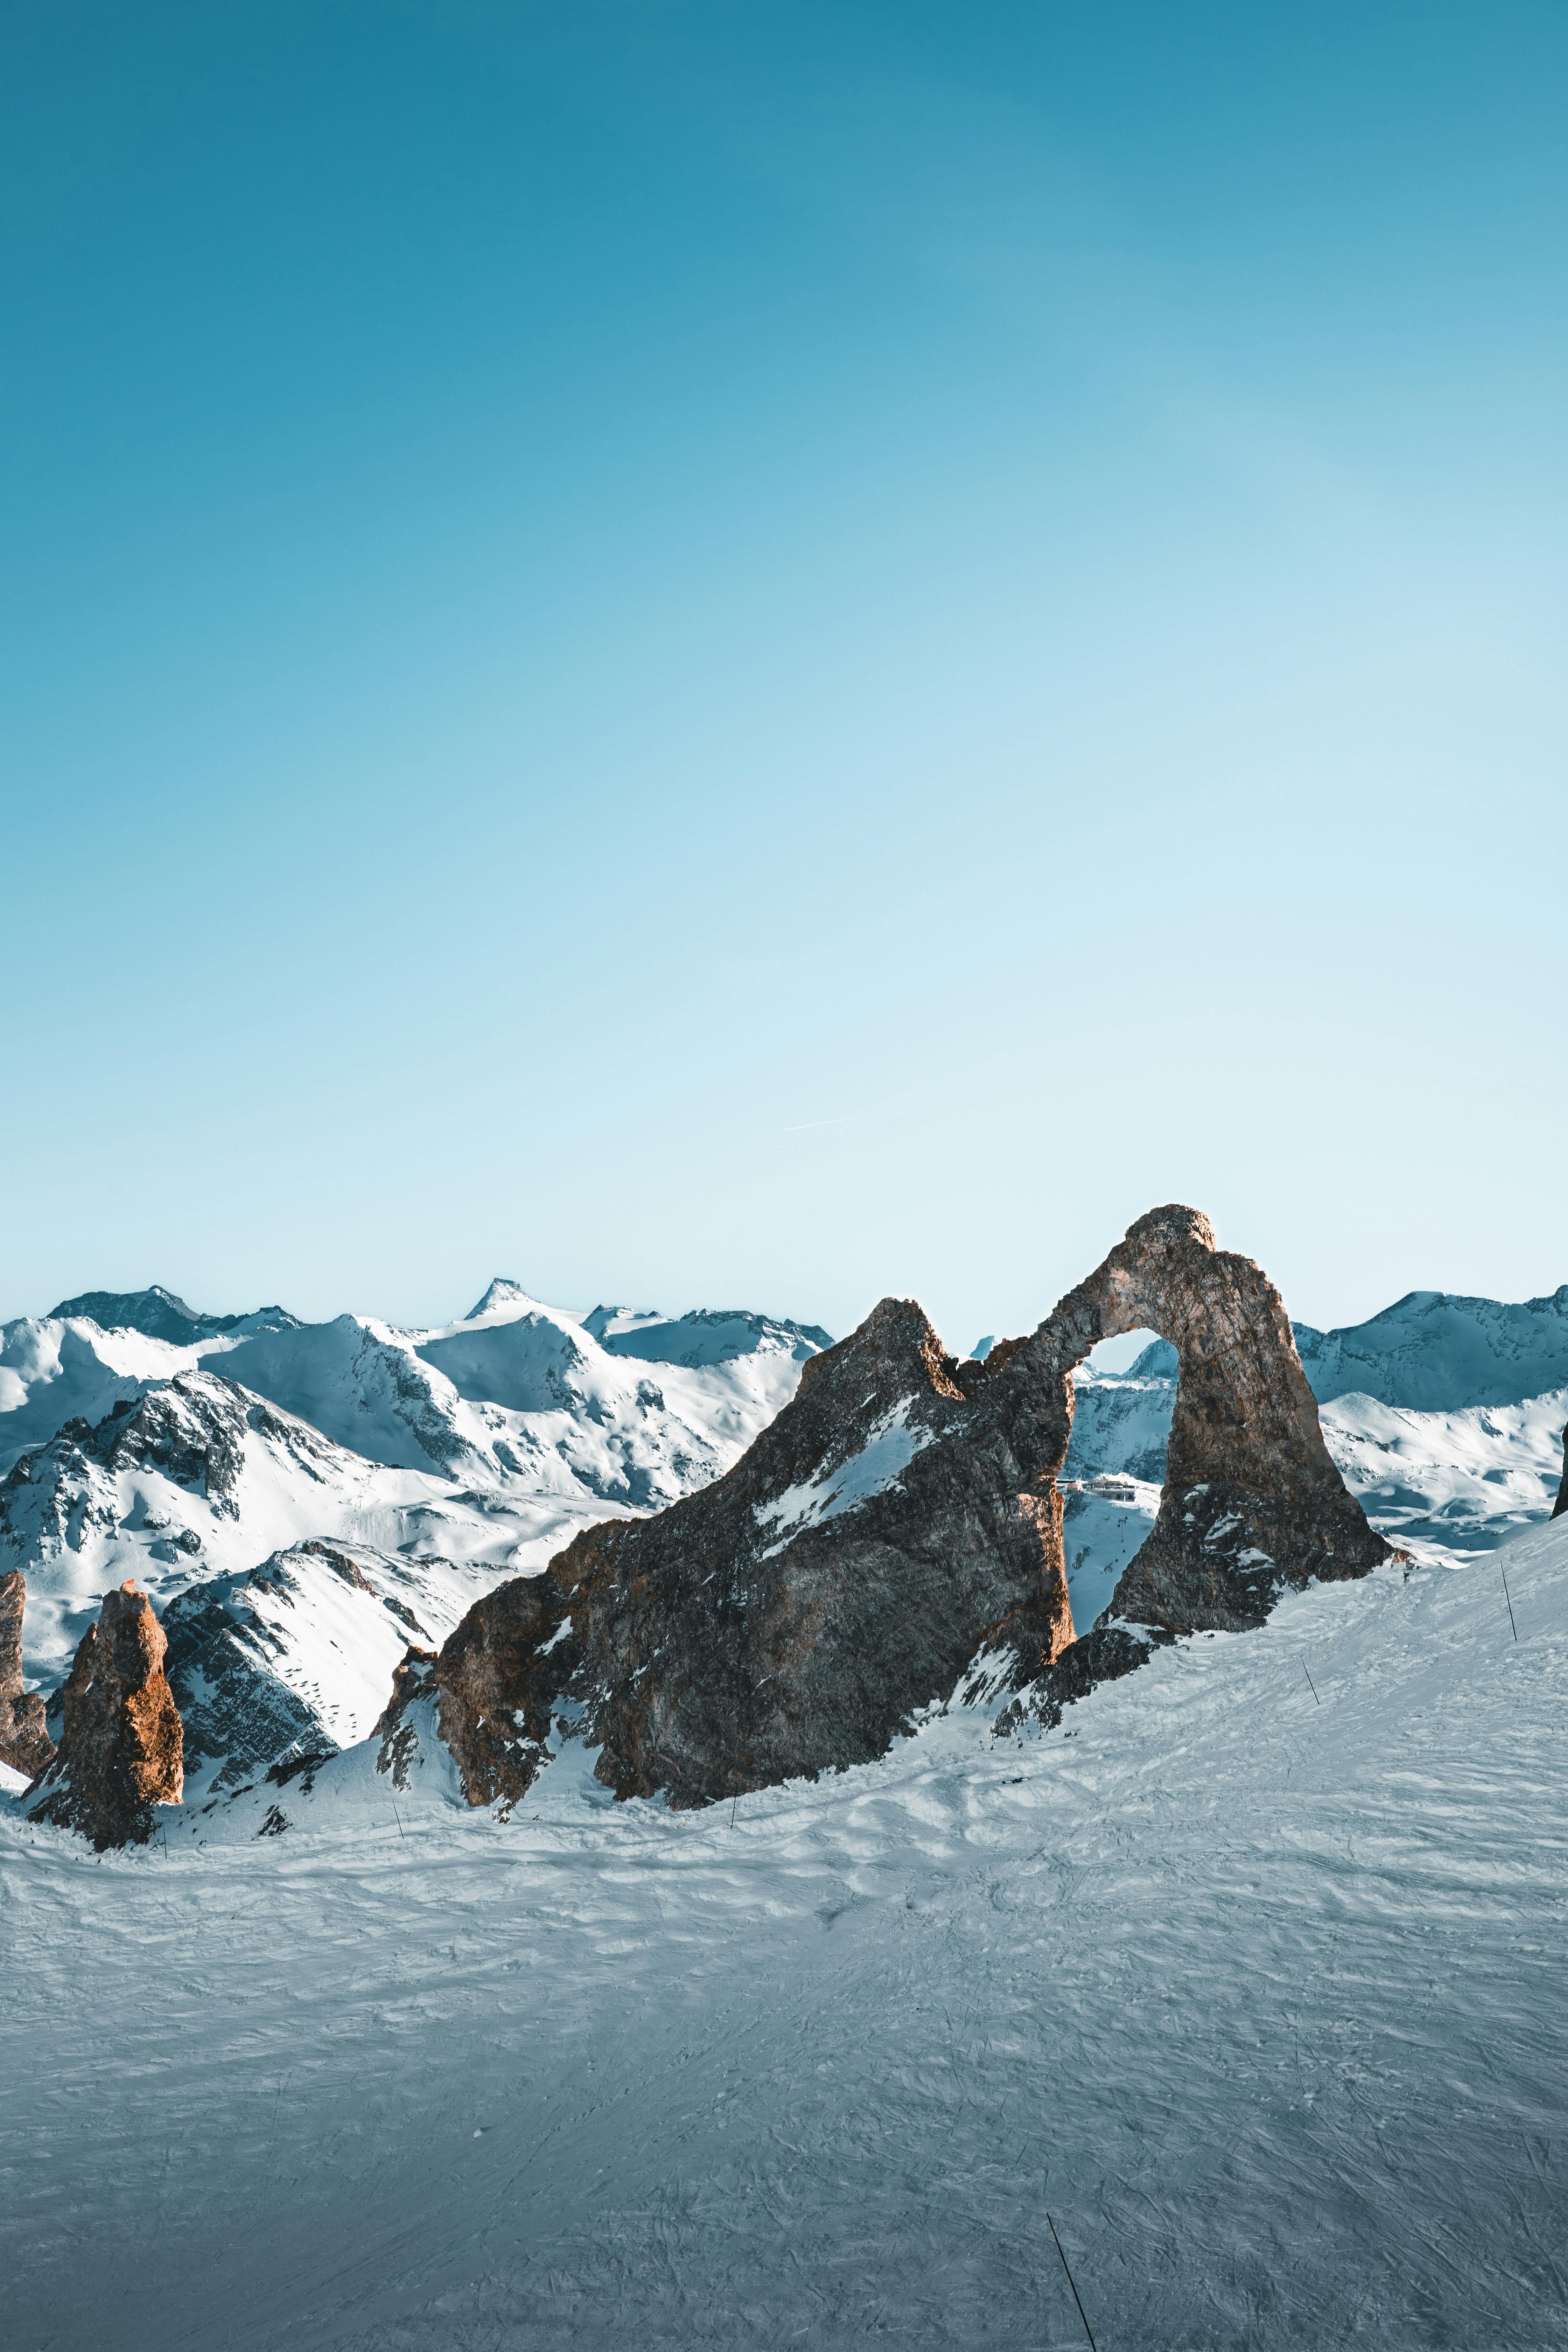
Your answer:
[1060,1328,1178,1629]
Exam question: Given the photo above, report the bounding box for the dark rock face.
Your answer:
[27,1582,183,1846]
[390,1206,1388,1812]
[0,1571,54,1777]
[1553,1427,1567,1520]
[403,1291,1078,1812]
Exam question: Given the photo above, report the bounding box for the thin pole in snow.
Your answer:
[1500,1566,1518,1643]
[1301,1660,1321,1706]
[730,1773,740,1829]
[1046,2212,1100,2352]
[391,1796,407,1841]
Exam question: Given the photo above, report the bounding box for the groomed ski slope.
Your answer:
[3,1520,1566,2350]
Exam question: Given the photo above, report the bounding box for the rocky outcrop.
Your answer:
[0,1570,54,1777]
[1554,1426,1568,1520]
[373,1575,570,1809]
[386,1206,1389,1813]
[27,1581,184,1846]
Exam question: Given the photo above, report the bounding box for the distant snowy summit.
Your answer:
[46,1284,298,1346]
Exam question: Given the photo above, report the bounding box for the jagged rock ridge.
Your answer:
[381,1206,1388,1815]
[379,1289,1078,1811]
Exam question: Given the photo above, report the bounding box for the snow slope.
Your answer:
[4,1514,1564,2348]
[1320,1386,1568,1555]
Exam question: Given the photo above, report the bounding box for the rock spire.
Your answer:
[27,1581,184,1847]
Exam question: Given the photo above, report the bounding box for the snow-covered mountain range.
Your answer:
[0,1280,829,1706]
[3,1269,1565,1794]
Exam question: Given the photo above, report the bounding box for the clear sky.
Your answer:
[4,1,1565,1351]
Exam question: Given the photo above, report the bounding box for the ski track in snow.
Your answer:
[4,1523,1567,2349]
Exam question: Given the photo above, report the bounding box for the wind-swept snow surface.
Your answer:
[4,1519,1566,2349]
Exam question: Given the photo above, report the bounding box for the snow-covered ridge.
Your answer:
[2,1280,827,1493]
[0,1371,506,1687]
[46,1285,298,1345]
[1296,1285,1568,1408]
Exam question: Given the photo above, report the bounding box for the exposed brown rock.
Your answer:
[393,1205,1389,1813]
[0,1570,54,1778]
[27,1581,184,1847]
[374,1575,574,1811]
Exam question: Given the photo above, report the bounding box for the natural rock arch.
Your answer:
[378,1205,1390,1816]
[1023,1203,1388,1634]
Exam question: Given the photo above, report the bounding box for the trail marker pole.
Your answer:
[1046,2212,1100,2352]
[1500,1566,1518,1643]
[1301,1660,1321,1706]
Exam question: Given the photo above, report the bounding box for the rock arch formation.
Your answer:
[1030,1203,1388,1633]
[380,1205,1390,1815]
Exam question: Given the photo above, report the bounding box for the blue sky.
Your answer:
[4,1,1565,1348]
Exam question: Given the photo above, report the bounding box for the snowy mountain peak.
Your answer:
[462,1278,565,1324]
[589,1307,834,1367]
[45,1286,297,1344]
